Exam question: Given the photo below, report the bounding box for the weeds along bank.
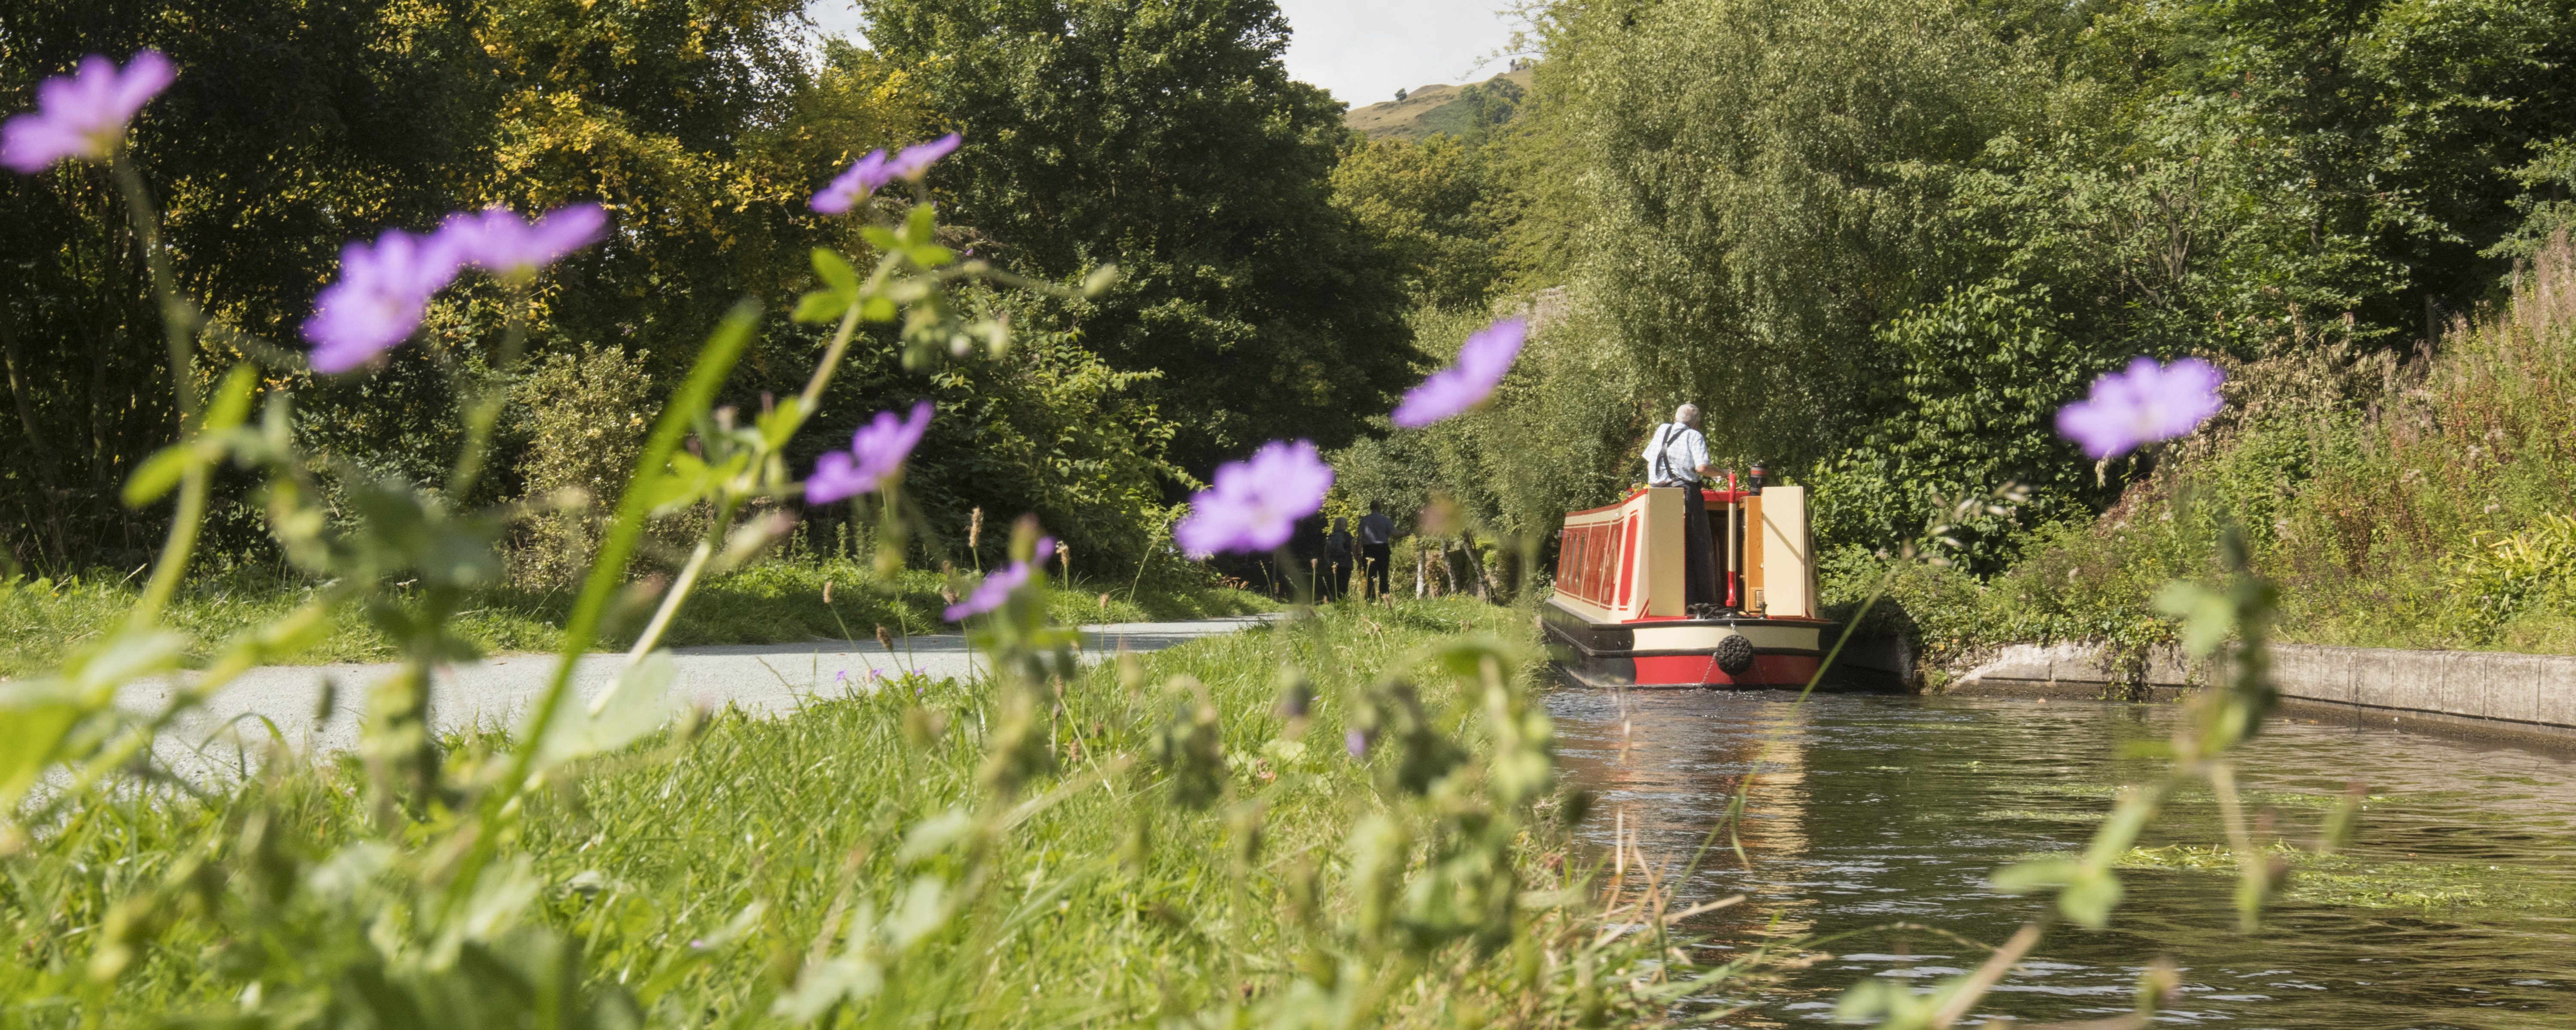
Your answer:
[1,600,1704,1027]
[0,559,1271,678]
[1829,235,2576,679]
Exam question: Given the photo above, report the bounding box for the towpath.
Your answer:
[125,615,1280,771]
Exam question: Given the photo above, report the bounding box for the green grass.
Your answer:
[0,557,1272,678]
[2,598,1684,1027]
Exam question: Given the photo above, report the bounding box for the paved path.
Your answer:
[128,615,1280,771]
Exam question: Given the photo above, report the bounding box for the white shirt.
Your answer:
[1643,424,1708,485]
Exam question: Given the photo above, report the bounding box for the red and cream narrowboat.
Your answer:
[1542,475,1836,689]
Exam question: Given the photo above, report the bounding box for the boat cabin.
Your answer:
[1541,478,1835,688]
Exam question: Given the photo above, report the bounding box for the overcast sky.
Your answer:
[801,0,1524,109]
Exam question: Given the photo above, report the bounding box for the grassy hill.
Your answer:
[1343,67,1533,141]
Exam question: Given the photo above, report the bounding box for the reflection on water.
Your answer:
[1549,689,2576,1027]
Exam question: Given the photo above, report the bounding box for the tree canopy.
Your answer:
[857,0,1420,474]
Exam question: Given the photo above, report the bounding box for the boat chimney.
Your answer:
[1747,463,1766,494]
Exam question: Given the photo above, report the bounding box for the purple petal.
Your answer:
[945,559,1034,621]
[301,228,461,372]
[1391,317,1525,428]
[439,203,606,276]
[806,450,871,504]
[850,400,933,483]
[1345,728,1370,758]
[887,133,962,180]
[2054,356,2227,459]
[811,149,890,213]
[2,50,174,172]
[1173,440,1332,557]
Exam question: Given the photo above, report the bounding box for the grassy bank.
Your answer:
[1828,235,2576,679]
[3,599,1695,1026]
[0,557,1271,678]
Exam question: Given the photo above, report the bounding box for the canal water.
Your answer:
[1548,689,2576,1028]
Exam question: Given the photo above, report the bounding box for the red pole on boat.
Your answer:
[1724,470,1739,609]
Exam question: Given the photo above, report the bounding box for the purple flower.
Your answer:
[946,536,1051,621]
[2055,356,2227,459]
[1173,440,1334,557]
[887,133,961,181]
[806,400,933,504]
[438,204,606,279]
[2,50,174,173]
[1391,317,1526,428]
[1345,728,1372,758]
[811,148,892,214]
[303,228,462,373]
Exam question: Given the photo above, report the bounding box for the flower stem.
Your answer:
[111,154,199,421]
[125,466,207,631]
[626,535,714,667]
[799,300,866,416]
[109,153,210,629]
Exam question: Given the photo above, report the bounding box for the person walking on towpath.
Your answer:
[1357,500,1395,601]
[1644,403,1721,612]
[1326,516,1356,601]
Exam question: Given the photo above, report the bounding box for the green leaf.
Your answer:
[793,288,853,324]
[903,203,936,246]
[1989,857,2079,894]
[860,296,898,323]
[2154,581,2236,657]
[906,244,954,268]
[860,226,903,253]
[204,363,258,431]
[1080,264,1120,297]
[534,650,679,769]
[758,397,805,448]
[70,627,190,696]
[638,452,711,511]
[122,445,191,508]
[811,248,860,292]
[0,685,83,812]
[896,809,975,865]
[2057,867,2124,929]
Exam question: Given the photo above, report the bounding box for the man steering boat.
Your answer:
[1642,403,1722,616]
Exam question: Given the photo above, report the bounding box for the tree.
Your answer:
[857,0,1420,476]
[1330,134,1506,311]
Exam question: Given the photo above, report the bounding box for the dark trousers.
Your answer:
[1678,484,1718,609]
[1326,557,1352,600]
[1361,543,1392,599]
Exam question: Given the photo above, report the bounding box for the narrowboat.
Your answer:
[1541,472,1837,689]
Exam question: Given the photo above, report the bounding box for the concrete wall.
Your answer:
[1944,641,2576,744]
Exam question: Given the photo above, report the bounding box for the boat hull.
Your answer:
[1540,597,1835,689]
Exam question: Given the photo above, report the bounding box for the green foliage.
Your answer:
[0,0,919,572]
[1327,303,1642,570]
[1842,234,2576,667]
[855,0,1420,474]
[512,344,658,587]
[1331,134,1507,310]
[1811,279,2111,570]
[1482,0,2576,563]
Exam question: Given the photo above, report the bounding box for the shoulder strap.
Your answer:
[1651,424,1674,484]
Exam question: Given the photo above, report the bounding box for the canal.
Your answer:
[1548,689,2576,1027]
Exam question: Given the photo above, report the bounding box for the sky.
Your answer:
[800,0,1523,109]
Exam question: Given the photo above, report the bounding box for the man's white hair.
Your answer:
[1674,403,1700,424]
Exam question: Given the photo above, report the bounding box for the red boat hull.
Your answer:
[1540,598,1834,690]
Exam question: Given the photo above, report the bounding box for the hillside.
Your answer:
[1343,67,1533,141]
